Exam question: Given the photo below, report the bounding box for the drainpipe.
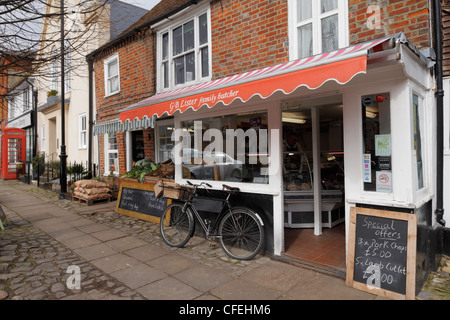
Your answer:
[433,0,446,227]
[87,57,93,179]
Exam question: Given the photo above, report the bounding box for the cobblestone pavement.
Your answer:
[0,206,144,300]
[0,180,448,301]
[0,181,271,300]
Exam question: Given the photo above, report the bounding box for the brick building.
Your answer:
[91,0,446,298]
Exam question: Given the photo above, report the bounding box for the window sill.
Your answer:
[105,90,120,98]
[157,77,212,94]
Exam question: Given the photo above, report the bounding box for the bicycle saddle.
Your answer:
[222,184,240,192]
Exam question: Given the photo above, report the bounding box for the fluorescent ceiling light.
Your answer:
[282,117,306,124]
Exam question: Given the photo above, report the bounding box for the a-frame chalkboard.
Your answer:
[346,207,417,300]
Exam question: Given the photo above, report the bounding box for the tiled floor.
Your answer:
[284,223,346,270]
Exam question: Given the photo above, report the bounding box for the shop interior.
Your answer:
[282,96,346,271]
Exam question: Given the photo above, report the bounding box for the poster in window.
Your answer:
[376,171,392,193]
[375,134,391,156]
[363,154,371,183]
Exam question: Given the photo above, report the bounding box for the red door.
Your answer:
[1,128,26,180]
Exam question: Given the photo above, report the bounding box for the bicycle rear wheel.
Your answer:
[160,203,194,247]
[218,208,264,260]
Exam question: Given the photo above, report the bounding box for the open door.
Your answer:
[282,96,346,271]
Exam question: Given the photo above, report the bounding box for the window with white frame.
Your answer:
[8,97,16,120]
[104,54,120,96]
[79,113,87,149]
[156,7,211,91]
[23,87,30,112]
[104,133,119,175]
[65,40,71,93]
[50,47,59,91]
[289,0,348,60]
[41,125,45,152]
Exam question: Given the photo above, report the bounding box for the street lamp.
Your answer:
[59,0,68,199]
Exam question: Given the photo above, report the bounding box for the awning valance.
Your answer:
[119,36,394,125]
[93,116,156,136]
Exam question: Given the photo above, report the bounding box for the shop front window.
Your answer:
[157,120,175,163]
[362,93,391,192]
[178,111,269,184]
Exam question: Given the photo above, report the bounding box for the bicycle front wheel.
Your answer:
[160,203,194,248]
[218,208,265,260]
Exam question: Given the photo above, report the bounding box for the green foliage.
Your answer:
[47,90,58,97]
[122,162,159,183]
[32,152,45,176]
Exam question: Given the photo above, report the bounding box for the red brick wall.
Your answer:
[94,0,433,175]
[210,0,289,79]
[348,0,431,48]
[93,29,155,176]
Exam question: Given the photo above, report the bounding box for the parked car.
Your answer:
[171,148,243,181]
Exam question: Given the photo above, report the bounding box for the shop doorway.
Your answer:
[282,95,346,271]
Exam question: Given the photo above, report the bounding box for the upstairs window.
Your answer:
[104,54,120,96]
[289,0,348,60]
[50,47,59,91]
[157,8,211,91]
[23,87,31,112]
[79,113,87,149]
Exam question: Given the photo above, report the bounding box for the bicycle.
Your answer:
[159,181,265,260]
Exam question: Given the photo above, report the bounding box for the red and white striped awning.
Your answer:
[119,36,393,125]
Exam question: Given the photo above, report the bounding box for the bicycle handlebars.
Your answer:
[185,181,239,192]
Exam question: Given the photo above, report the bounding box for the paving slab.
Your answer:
[73,243,117,261]
[104,236,148,252]
[210,278,283,300]
[173,264,233,292]
[61,234,102,250]
[124,244,171,262]
[90,228,128,241]
[110,263,167,289]
[75,222,111,234]
[90,253,141,274]
[147,252,199,275]
[136,277,202,300]
[239,260,309,292]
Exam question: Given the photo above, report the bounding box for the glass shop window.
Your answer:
[362,93,391,192]
[177,112,269,184]
[412,93,424,190]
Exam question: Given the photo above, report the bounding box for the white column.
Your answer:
[312,107,322,236]
[126,131,132,172]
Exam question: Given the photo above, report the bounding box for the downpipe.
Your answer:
[433,0,446,227]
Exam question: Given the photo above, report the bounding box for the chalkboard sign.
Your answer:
[346,207,417,300]
[115,181,170,224]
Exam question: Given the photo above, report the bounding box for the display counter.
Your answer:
[284,190,344,228]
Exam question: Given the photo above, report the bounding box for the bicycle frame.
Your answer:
[181,185,234,238]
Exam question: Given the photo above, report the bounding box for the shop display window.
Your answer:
[361,93,391,192]
[179,111,269,184]
[282,104,344,192]
[156,120,175,163]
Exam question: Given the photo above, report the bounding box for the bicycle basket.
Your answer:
[156,180,191,200]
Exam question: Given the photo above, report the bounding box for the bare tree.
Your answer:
[0,0,114,99]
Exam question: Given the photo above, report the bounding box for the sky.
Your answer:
[121,0,161,10]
